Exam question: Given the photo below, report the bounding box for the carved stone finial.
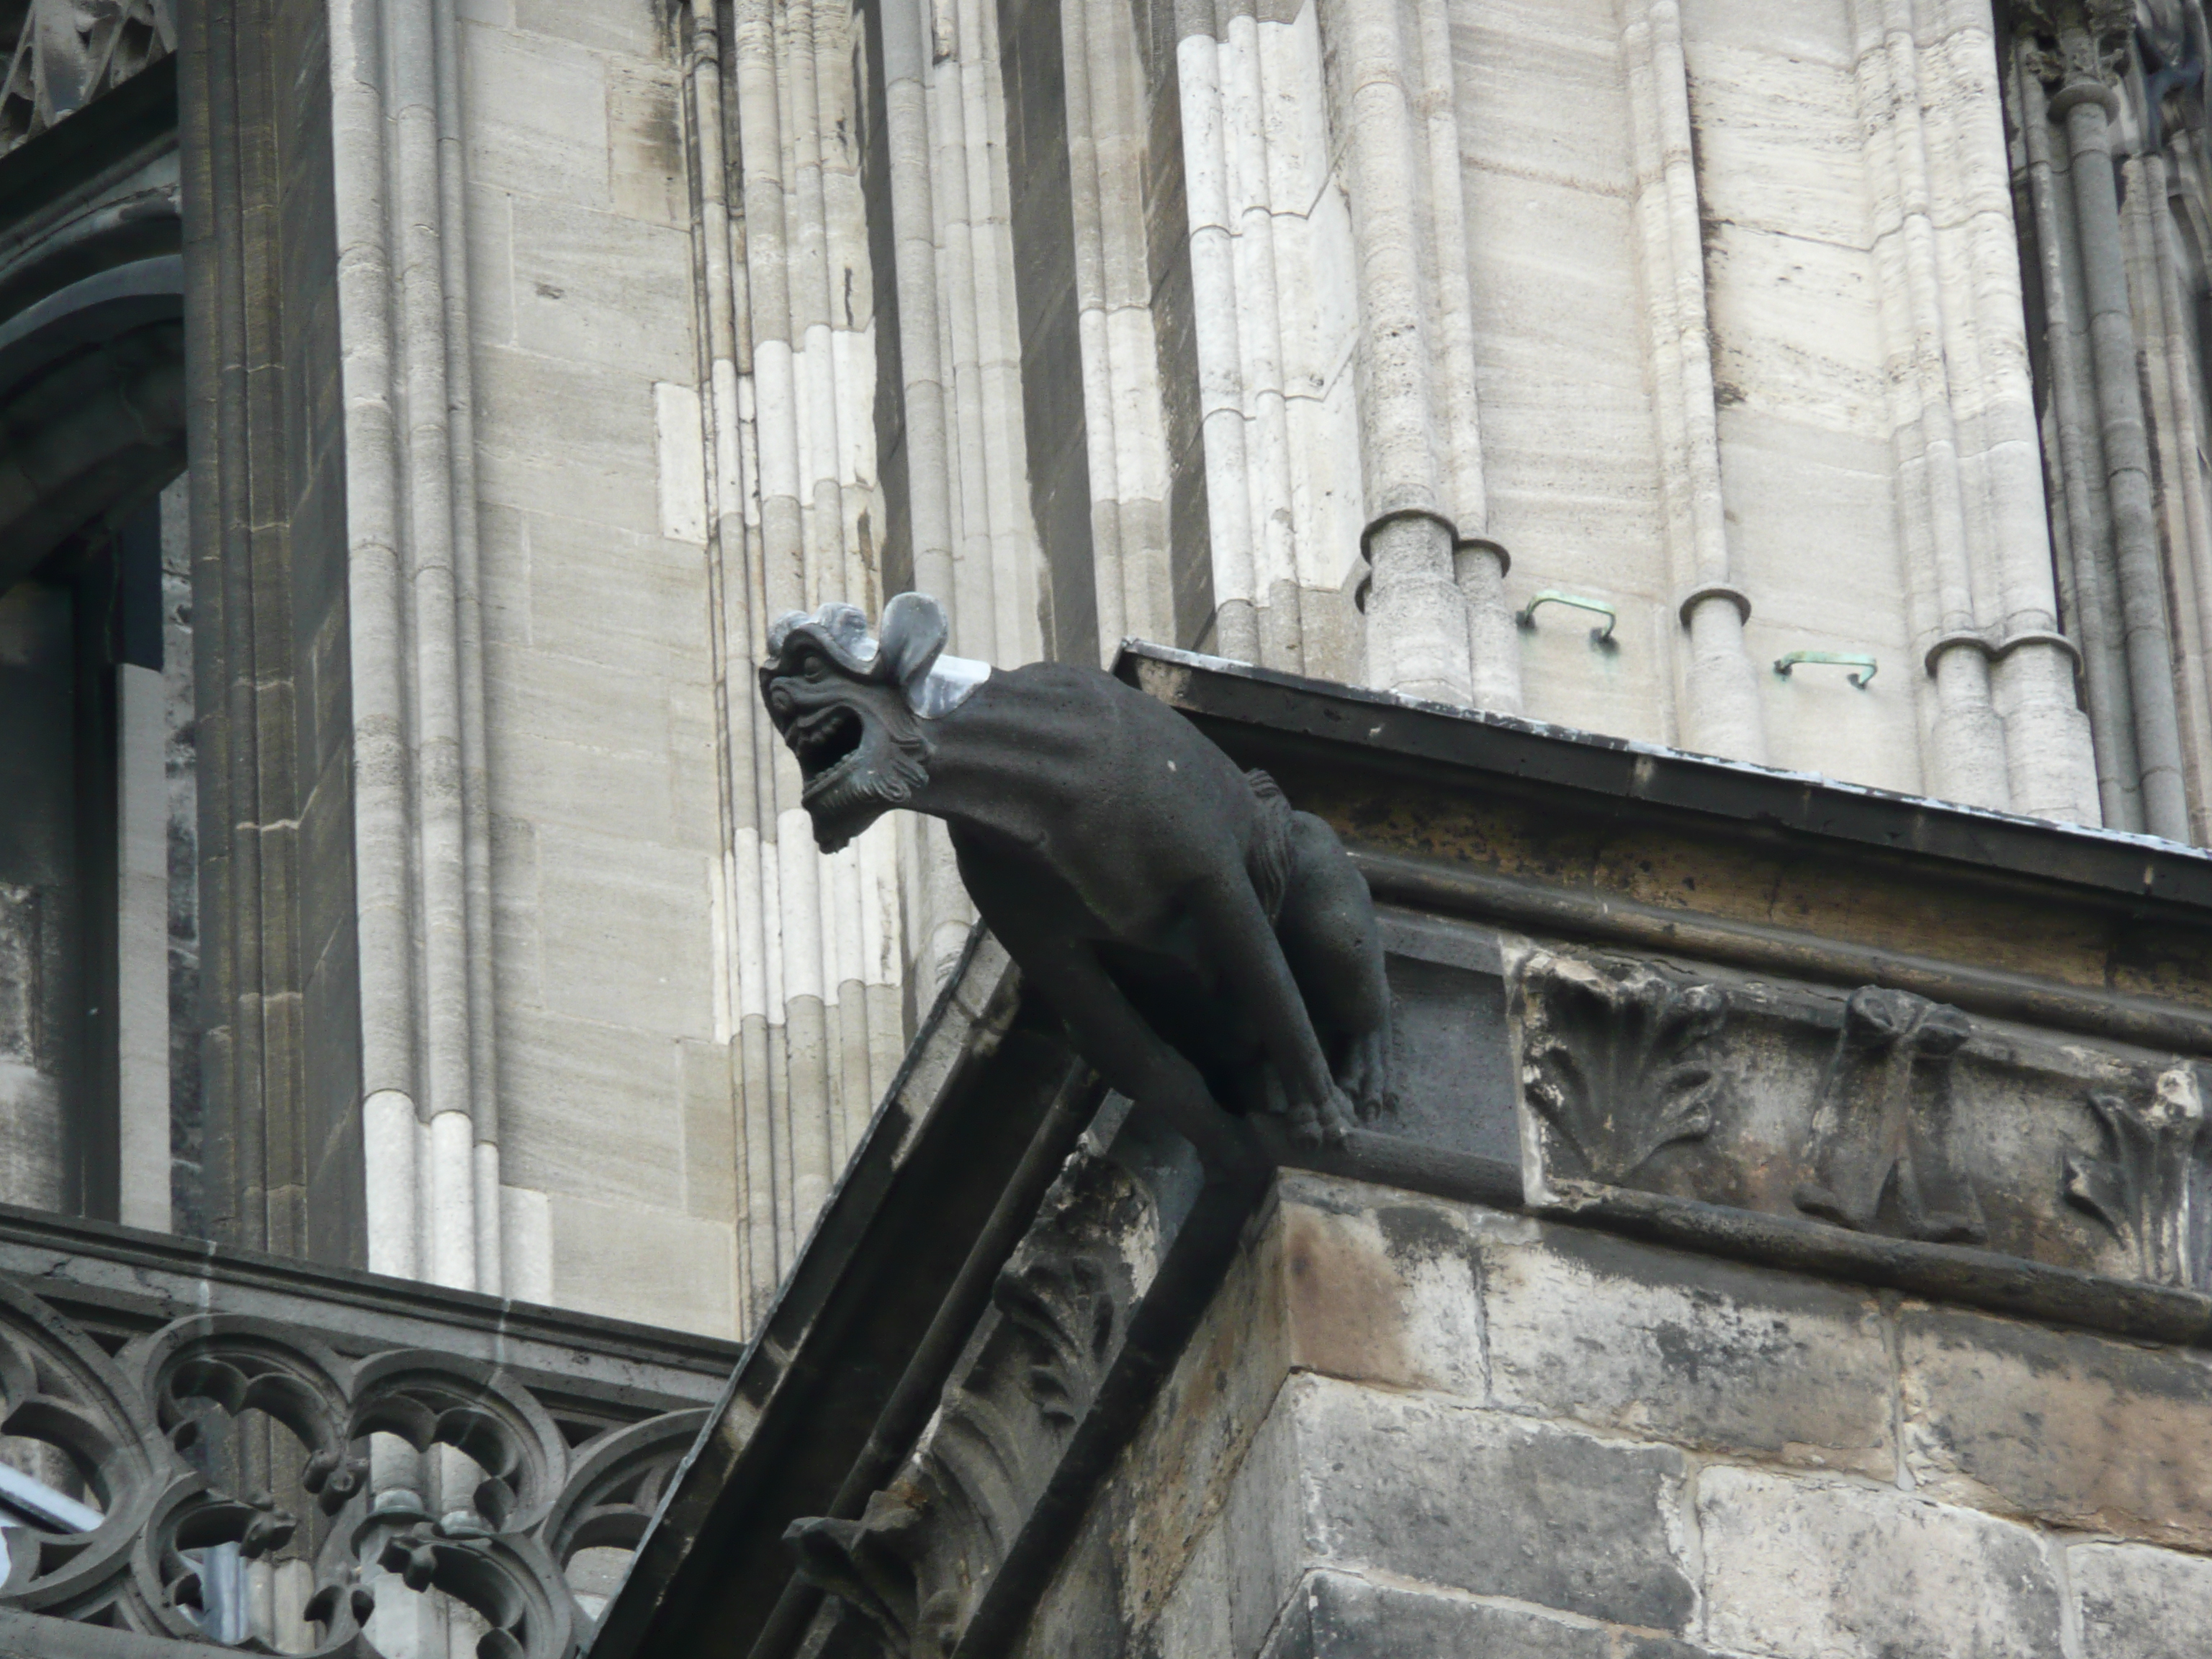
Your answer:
[1794,987,1984,1244]
[1518,958,1728,1186]
[2065,1061,2208,1287]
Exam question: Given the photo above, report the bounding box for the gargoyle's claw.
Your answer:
[1316,1083,1356,1148]
[1339,1029,1393,1123]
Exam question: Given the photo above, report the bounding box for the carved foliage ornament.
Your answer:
[0,0,176,157]
[786,1146,1143,1658]
[0,1283,703,1657]
[1518,957,1727,1185]
[2065,1060,2208,1287]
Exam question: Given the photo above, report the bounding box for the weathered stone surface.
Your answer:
[1256,1569,1611,1659]
[1509,943,2184,1286]
[1275,1173,1490,1399]
[1233,1375,1697,1640]
[1699,1467,2064,1659]
[1899,1305,2212,1548]
[1484,1222,1893,1474]
[2071,1542,2212,1659]
[547,1190,734,1335]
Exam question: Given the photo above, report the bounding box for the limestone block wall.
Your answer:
[456,0,737,1331]
[1020,1169,2212,1657]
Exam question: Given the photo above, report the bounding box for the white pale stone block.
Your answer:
[460,24,611,210]
[500,1184,554,1305]
[536,827,715,1038]
[1699,1467,2064,1659]
[655,382,709,545]
[548,1194,737,1335]
[512,199,696,382]
[498,1009,685,1213]
[363,1089,420,1279]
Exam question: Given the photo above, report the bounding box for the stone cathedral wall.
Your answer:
[1021,1170,2212,1658]
[454,0,740,1332]
[142,0,2212,1344]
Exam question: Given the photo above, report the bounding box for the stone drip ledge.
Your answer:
[1266,1127,2212,1350]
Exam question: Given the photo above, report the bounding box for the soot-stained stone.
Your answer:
[1256,1570,1614,1659]
[1278,1375,1696,1634]
[1899,1305,2212,1548]
[1699,1466,2064,1659]
[1483,1221,1893,1474]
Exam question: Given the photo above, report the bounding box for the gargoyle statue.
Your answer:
[758,592,1393,1162]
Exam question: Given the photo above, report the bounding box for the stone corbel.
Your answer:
[783,1101,1260,1659]
[1795,988,1987,1245]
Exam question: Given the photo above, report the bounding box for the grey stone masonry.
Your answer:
[1028,1170,2212,1659]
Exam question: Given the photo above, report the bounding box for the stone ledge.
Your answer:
[1254,1570,1704,1659]
[1273,1127,2212,1352]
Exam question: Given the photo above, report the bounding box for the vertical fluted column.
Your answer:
[1620,0,1766,763]
[1063,0,1172,656]
[2017,59,2141,827]
[329,0,500,1291]
[1920,1,2096,824]
[879,0,974,1002]
[1416,0,1518,713]
[1318,0,1470,704]
[680,0,912,1315]
[2125,148,2212,814]
[2053,52,2190,838]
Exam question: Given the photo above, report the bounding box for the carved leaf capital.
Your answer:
[1518,956,1728,1185]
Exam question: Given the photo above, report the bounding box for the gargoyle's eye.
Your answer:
[802,654,827,681]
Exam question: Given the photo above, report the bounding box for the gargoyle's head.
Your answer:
[758,592,986,853]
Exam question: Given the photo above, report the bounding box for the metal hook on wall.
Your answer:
[1773,650,1876,688]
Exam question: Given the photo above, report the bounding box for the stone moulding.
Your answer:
[1507,945,2212,1298]
[0,1213,732,1658]
[1794,986,1984,1245]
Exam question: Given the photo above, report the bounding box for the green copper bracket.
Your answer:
[1516,590,1618,644]
[1774,649,1876,688]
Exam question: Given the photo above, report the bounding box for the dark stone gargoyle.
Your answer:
[758,593,1392,1162]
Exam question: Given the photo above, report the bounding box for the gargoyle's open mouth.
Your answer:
[793,703,866,801]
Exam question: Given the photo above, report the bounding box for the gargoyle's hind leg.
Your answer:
[1188,871,1355,1148]
[1273,811,1395,1121]
[994,921,1262,1177]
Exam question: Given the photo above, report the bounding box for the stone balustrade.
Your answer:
[0,1205,737,1657]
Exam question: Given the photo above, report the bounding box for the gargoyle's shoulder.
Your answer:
[965,660,1211,758]
[986,659,1166,716]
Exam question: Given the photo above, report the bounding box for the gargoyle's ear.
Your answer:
[765,609,809,660]
[876,591,948,691]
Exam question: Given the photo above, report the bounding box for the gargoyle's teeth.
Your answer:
[791,706,865,777]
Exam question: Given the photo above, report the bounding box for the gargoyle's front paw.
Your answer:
[1312,1084,1354,1148]
[1338,1029,1394,1123]
[1268,1069,1354,1149]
